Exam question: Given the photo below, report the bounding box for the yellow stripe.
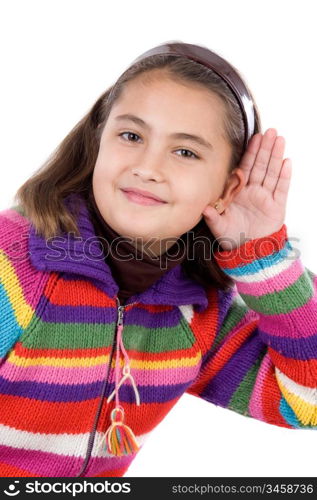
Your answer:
[8,350,201,369]
[276,375,317,426]
[0,250,34,329]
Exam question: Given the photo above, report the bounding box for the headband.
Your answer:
[129,41,256,153]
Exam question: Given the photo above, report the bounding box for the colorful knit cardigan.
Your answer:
[0,193,316,477]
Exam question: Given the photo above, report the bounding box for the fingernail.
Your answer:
[266,128,277,137]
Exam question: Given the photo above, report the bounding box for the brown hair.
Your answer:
[14,51,262,292]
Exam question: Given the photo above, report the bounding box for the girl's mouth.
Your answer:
[121,189,167,206]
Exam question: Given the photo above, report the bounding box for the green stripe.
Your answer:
[212,295,248,351]
[228,354,265,416]
[240,272,313,315]
[20,316,195,352]
[306,267,315,282]
[20,317,115,349]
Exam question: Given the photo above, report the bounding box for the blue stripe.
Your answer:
[0,283,23,357]
[279,397,317,429]
[222,240,293,277]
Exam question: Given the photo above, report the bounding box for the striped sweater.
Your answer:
[0,193,316,477]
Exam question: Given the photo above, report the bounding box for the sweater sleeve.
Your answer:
[186,224,317,429]
[0,207,47,361]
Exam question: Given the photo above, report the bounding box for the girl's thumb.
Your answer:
[202,205,224,236]
[202,205,219,219]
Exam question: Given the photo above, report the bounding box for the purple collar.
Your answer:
[28,193,208,310]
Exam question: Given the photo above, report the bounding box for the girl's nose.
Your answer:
[131,164,164,182]
[131,150,166,182]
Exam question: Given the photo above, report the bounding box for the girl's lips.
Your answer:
[121,189,167,206]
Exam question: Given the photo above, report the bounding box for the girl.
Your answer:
[0,41,316,478]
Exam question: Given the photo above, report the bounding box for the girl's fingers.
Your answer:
[273,158,292,205]
[262,136,286,192]
[247,128,278,186]
[238,133,262,185]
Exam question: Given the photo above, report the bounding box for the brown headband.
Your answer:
[129,41,256,153]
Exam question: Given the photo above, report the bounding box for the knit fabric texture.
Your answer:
[0,192,316,477]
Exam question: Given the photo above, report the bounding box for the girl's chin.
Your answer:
[111,221,164,240]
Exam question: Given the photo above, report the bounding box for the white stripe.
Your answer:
[0,423,150,458]
[275,367,317,406]
[229,251,295,283]
[178,304,194,324]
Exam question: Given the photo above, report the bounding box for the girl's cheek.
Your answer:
[94,163,115,182]
[189,180,212,206]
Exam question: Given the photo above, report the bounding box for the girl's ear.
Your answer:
[217,168,246,210]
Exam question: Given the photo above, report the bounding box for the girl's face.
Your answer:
[92,70,239,255]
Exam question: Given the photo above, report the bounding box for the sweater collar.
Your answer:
[28,192,208,310]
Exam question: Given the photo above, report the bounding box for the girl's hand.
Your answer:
[202,128,292,251]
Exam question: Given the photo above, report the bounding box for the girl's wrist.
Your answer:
[213,223,288,270]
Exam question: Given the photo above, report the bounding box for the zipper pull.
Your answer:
[116,297,138,326]
[117,306,124,326]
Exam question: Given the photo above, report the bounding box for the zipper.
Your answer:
[75,296,137,477]
[117,303,124,326]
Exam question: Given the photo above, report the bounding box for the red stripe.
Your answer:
[44,277,175,314]
[0,394,178,435]
[190,287,218,356]
[14,341,199,362]
[44,276,114,306]
[261,361,292,428]
[213,224,287,269]
[0,394,100,433]
[14,341,112,359]
[0,461,42,476]
[269,348,317,387]
[97,398,179,435]
[188,320,257,395]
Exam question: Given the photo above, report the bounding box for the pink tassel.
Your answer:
[99,406,140,456]
[97,322,141,456]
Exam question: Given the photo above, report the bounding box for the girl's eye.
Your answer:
[119,131,141,143]
[118,131,200,160]
[175,148,199,160]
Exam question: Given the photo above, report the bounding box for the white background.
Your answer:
[0,0,316,477]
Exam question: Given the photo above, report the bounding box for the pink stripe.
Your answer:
[237,258,304,296]
[1,359,200,386]
[249,353,272,420]
[259,288,317,338]
[0,210,49,310]
[0,444,133,477]
[86,453,135,477]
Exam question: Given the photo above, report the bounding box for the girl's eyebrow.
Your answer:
[114,113,214,151]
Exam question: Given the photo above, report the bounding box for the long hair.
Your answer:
[14,47,262,291]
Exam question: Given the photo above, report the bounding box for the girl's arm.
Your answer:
[187,223,317,429]
[0,208,45,360]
